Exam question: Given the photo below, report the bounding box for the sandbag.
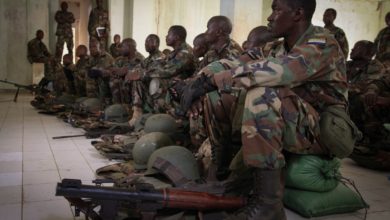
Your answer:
[283,184,368,218]
[285,155,341,192]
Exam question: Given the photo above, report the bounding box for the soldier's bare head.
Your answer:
[113,34,121,44]
[166,25,187,47]
[36,30,44,40]
[121,38,137,57]
[267,0,315,44]
[145,34,160,53]
[350,40,375,61]
[246,26,275,50]
[193,33,209,58]
[76,45,88,58]
[205,16,232,44]
[60,2,68,11]
[323,8,336,26]
[63,54,73,65]
[96,0,103,9]
[89,38,101,57]
[386,12,390,27]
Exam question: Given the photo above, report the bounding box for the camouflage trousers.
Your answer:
[98,78,112,105]
[241,87,327,169]
[74,78,86,97]
[56,34,74,59]
[85,75,99,98]
[109,78,131,104]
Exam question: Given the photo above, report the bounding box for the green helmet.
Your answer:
[55,94,76,108]
[144,114,177,135]
[132,132,173,170]
[145,146,200,186]
[103,104,129,123]
[79,98,102,114]
[73,97,88,111]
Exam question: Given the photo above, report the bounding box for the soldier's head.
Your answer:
[350,40,375,61]
[166,25,187,47]
[386,12,390,27]
[121,38,137,57]
[36,30,44,40]
[205,16,232,44]
[193,33,209,58]
[267,0,316,39]
[113,34,121,44]
[96,0,103,9]
[76,45,88,58]
[162,49,171,56]
[89,38,101,57]
[145,34,160,53]
[246,26,275,50]
[242,41,249,51]
[323,8,336,26]
[62,54,73,65]
[60,2,68,11]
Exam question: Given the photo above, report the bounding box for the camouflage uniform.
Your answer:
[75,55,91,97]
[27,38,50,64]
[347,59,386,93]
[148,43,197,113]
[205,25,347,169]
[325,25,349,59]
[88,52,114,101]
[63,63,77,95]
[110,52,144,104]
[45,59,67,96]
[131,50,165,110]
[374,26,390,69]
[88,7,110,50]
[54,9,75,59]
[109,43,121,58]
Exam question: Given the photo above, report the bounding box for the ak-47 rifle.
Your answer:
[52,124,133,139]
[0,79,39,102]
[56,179,246,220]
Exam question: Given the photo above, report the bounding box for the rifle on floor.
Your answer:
[0,79,39,102]
[52,124,133,139]
[56,179,246,220]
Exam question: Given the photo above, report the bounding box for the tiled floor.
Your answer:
[0,92,389,220]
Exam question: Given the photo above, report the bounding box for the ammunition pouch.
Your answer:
[320,106,362,159]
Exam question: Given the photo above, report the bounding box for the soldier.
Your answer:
[88,0,110,50]
[62,54,77,95]
[27,30,50,64]
[74,45,90,97]
[109,38,144,104]
[109,34,122,58]
[203,16,243,65]
[182,0,350,219]
[54,2,75,60]
[193,33,210,71]
[45,56,66,96]
[374,12,390,69]
[323,8,349,59]
[87,39,114,103]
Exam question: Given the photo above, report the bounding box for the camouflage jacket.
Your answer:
[149,42,196,79]
[198,39,243,71]
[347,59,386,94]
[27,38,50,63]
[88,8,110,38]
[366,74,390,97]
[142,50,165,70]
[109,43,121,58]
[55,10,75,37]
[325,25,349,59]
[374,26,390,62]
[113,52,145,71]
[75,55,91,82]
[211,25,348,113]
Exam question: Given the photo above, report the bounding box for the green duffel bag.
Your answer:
[283,184,368,218]
[285,155,341,192]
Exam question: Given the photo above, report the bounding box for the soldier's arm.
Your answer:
[55,11,62,23]
[68,12,75,24]
[153,52,193,78]
[210,38,342,89]
[88,10,94,35]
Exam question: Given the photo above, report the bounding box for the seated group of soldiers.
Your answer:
[27,0,390,218]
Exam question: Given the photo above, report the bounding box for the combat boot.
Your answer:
[225,169,286,220]
[128,106,143,127]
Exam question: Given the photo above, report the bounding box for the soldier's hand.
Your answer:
[187,99,203,119]
[125,69,142,82]
[180,74,216,113]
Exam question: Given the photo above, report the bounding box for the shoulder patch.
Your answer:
[307,38,326,45]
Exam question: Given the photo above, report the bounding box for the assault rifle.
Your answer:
[52,124,133,139]
[0,79,39,102]
[56,179,246,220]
